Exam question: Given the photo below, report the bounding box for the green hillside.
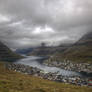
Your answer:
[61,32,92,63]
[28,44,70,57]
[48,32,92,63]
[0,41,23,62]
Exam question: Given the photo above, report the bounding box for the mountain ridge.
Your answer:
[47,32,92,63]
[0,41,23,62]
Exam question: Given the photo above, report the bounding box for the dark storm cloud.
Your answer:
[0,0,92,49]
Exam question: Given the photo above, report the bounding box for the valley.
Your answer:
[0,0,92,91]
[0,32,92,92]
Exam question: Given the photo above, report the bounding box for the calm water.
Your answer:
[15,56,81,76]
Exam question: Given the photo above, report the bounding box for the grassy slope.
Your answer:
[58,45,92,63]
[0,41,23,62]
[50,32,92,63]
[28,46,68,57]
[61,33,92,63]
[0,62,92,92]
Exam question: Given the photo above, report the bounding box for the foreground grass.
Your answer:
[0,62,92,92]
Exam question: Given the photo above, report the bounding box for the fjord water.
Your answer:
[15,56,81,76]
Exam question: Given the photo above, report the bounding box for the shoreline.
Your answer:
[5,62,92,87]
[43,60,92,74]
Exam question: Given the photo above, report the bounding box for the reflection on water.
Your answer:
[15,56,81,76]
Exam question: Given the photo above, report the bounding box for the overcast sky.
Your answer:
[0,0,92,49]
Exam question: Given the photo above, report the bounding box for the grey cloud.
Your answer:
[0,0,92,49]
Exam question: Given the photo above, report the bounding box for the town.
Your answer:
[5,63,92,87]
[44,58,92,73]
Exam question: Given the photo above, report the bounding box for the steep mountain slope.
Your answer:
[0,41,22,62]
[57,32,92,63]
[28,46,55,56]
[28,45,70,56]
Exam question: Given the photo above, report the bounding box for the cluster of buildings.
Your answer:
[5,63,92,87]
[43,60,92,73]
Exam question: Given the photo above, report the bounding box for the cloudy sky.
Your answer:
[0,0,92,49]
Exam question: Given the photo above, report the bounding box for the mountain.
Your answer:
[0,41,23,62]
[53,32,92,63]
[28,46,55,56]
[16,48,34,55]
[28,45,71,56]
